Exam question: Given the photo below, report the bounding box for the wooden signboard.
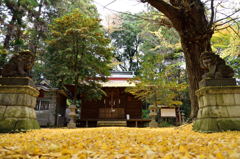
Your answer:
[160,108,176,117]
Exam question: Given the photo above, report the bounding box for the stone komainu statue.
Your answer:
[1,50,35,77]
[200,51,234,79]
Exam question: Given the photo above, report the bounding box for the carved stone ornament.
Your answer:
[1,50,35,77]
[200,51,234,80]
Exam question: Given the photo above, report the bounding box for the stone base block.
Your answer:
[0,77,35,87]
[0,118,40,133]
[194,86,240,132]
[67,122,76,128]
[149,121,158,128]
[0,84,40,133]
[199,78,236,88]
[193,118,240,132]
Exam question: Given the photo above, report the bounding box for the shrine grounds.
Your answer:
[0,124,239,159]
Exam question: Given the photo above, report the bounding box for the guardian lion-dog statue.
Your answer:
[200,51,234,79]
[1,50,35,77]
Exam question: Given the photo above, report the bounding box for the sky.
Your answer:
[94,0,146,24]
[94,0,240,26]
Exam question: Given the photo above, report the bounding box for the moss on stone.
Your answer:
[193,118,240,133]
[217,118,240,131]
[4,106,30,118]
[0,119,16,133]
[0,106,6,120]
[0,118,39,133]
[15,119,40,131]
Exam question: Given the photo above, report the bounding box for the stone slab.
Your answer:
[97,120,127,127]
[0,93,36,107]
[4,106,36,119]
[199,106,229,118]
[196,86,240,97]
[0,77,35,87]
[199,78,236,88]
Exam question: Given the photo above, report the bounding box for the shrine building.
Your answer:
[77,71,150,127]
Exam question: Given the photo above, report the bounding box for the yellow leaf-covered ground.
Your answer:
[0,125,239,159]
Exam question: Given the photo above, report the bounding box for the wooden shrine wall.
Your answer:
[81,87,142,120]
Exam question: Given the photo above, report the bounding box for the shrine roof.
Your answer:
[107,71,135,79]
[101,71,136,87]
[100,80,136,87]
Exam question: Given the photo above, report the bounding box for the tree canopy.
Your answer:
[126,53,186,106]
[110,14,143,73]
[141,0,240,118]
[46,10,112,102]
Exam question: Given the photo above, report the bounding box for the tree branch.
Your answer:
[214,18,238,28]
[142,0,180,24]
[208,0,214,28]
[104,0,117,7]
[228,25,240,39]
[214,9,240,24]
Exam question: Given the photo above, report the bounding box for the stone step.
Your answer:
[97,120,127,127]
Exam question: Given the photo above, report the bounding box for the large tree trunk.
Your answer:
[145,0,213,118]
[181,37,211,119]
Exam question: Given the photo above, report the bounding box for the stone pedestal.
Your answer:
[193,86,240,132]
[0,77,40,133]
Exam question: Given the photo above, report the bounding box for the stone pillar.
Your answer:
[0,77,40,133]
[67,105,77,128]
[149,105,158,128]
[193,86,240,132]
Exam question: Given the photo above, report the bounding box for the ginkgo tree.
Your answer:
[46,10,113,104]
[126,53,186,107]
[126,12,187,111]
[211,24,240,82]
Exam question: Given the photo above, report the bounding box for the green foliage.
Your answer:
[124,11,187,107]
[212,24,240,57]
[158,121,174,127]
[126,53,186,107]
[46,10,113,101]
[211,24,240,81]
[0,45,8,67]
[142,109,149,119]
[225,56,240,83]
[56,0,98,17]
[110,13,143,72]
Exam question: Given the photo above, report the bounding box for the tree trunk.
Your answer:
[145,0,213,119]
[181,36,211,119]
[30,0,44,55]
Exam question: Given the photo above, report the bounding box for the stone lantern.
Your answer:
[67,105,77,128]
[149,105,158,128]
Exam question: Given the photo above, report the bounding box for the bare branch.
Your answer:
[215,25,231,31]
[214,9,240,24]
[95,2,171,28]
[215,23,240,39]
[104,0,117,8]
[228,25,240,39]
[208,0,214,28]
[214,18,238,28]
